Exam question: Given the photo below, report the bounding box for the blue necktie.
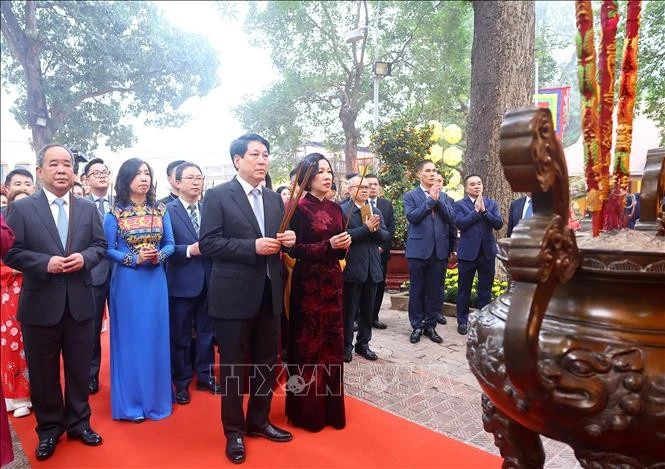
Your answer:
[53,198,68,251]
[524,198,533,219]
[251,188,265,236]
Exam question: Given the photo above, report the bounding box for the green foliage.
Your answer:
[370,117,433,249]
[443,268,509,309]
[639,0,665,144]
[1,1,220,154]
[233,1,472,168]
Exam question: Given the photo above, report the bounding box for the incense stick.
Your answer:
[278,164,314,233]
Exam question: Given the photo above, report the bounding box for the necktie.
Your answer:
[54,198,69,251]
[188,204,200,236]
[96,197,106,216]
[524,199,533,218]
[251,188,265,236]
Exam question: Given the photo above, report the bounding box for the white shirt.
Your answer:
[43,187,71,225]
[521,196,532,219]
[235,175,262,212]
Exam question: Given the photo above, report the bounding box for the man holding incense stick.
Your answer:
[199,133,296,464]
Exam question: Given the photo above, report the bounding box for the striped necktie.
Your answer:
[188,204,200,236]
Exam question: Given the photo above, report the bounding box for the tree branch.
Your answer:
[52,86,133,128]
[0,2,27,65]
[305,6,352,77]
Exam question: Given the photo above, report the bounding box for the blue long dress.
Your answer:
[104,202,175,421]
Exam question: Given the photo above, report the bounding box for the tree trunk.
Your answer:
[340,106,359,174]
[466,1,535,237]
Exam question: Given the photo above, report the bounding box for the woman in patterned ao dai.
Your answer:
[104,159,174,422]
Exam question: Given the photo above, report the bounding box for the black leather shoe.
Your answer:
[410,328,423,344]
[89,376,99,394]
[457,323,468,335]
[225,437,246,464]
[67,428,103,446]
[436,314,447,325]
[343,351,352,363]
[423,327,443,344]
[355,347,378,360]
[196,378,221,394]
[372,320,387,329]
[175,389,191,405]
[36,437,58,460]
[247,423,293,442]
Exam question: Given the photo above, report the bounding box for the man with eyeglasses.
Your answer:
[165,162,218,406]
[82,158,114,394]
[340,175,389,362]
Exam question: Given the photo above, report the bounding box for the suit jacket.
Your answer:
[507,196,527,237]
[3,190,107,326]
[453,196,503,262]
[374,197,395,261]
[86,193,113,285]
[339,200,389,283]
[166,199,211,298]
[403,187,457,260]
[158,192,178,206]
[199,178,285,319]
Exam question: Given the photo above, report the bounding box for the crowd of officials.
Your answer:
[3,131,643,466]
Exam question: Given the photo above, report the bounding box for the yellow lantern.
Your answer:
[428,120,443,142]
[428,144,443,162]
[443,124,462,145]
[443,146,463,166]
[447,168,461,187]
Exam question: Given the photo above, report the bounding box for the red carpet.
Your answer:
[10,332,500,468]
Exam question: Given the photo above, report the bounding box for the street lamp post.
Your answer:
[373,61,392,130]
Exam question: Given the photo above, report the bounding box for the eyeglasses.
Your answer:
[88,170,110,178]
[350,185,369,190]
[181,176,204,182]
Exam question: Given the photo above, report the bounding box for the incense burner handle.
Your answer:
[635,147,665,235]
[498,108,581,400]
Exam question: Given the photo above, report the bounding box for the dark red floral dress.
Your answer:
[286,193,346,431]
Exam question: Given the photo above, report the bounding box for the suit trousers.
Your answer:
[169,290,215,390]
[213,278,279,438]
[372,256,389,321]
[343,280,376,353]
[456,250,495,325]
[21,303,94,439]
[90,278,110,379]
[407,256,447,329]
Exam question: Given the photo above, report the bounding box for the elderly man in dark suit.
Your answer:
[199,133,296,464]
[453,174,503,335]
[3,144,107,461]
[166,162,218,406]
[82,157,114,394]
[507,193,532,237]
[340,175,389,363]
[403,160,457,345]
[365,174,394,329]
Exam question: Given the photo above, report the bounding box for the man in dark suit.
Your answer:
[1,168,35,215]
[340,175,389,363]
[166,162,217,406]
[3,144,107,460]
[507,193,532,237]
[82,157,113,394]
[199,133,296,464]
[403,160,457,345]
[158,159,187,205]
[453,174,503,335]
[366,174,394,329]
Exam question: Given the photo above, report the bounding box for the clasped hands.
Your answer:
[365,214,380,233]
[138,247,160,265]
[47,253,85,274]
[474,195,486,213]
[255,230,296,255]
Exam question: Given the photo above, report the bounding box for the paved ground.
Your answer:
[344,293,581,469]
[4,294,581,469]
